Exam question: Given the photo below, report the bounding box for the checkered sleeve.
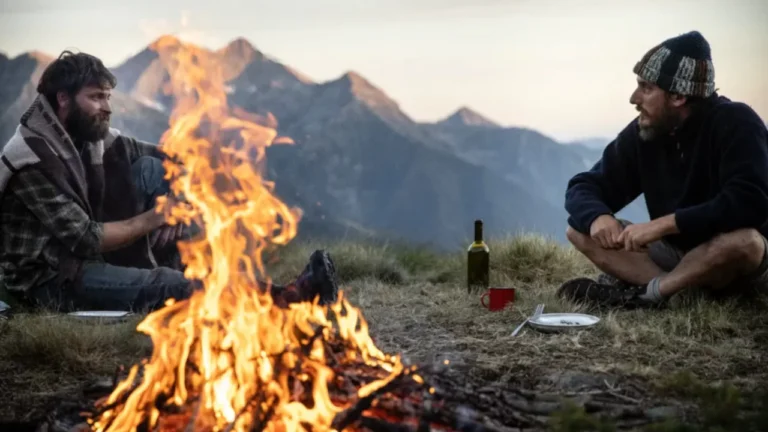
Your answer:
[11,168,104,257]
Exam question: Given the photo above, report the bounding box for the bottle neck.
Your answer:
[474,222,483,242]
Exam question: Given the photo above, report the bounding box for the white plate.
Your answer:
[67,310,133,322]
[528,313,600,333]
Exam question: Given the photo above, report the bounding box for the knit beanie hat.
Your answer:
[633,31,715,98]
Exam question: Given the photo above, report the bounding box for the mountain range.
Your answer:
[0,36,649,249]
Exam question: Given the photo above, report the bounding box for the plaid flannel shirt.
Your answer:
[0,168,104,292]
[0,136,163,293]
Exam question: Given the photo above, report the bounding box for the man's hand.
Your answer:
[101,204,171,253]
[100,195,186,253]
[616,222,657,252]
[589,214,624,249]
[150,224,185,249]
[148,195,186,248]
[617,214,679,252]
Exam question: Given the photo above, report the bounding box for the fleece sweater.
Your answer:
[565,95,768,251]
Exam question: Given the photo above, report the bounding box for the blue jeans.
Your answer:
[30,156,194,312]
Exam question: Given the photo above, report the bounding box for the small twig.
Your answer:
[360,416,415,432]
[112,365,125,389]
[513,388,606,399]
[583,401,645,417]
[500,397,563,416]
[322,339,343,368]
[506,409,548,427]
[225,348,293,432]
[252,394,280,431]
[613,418,654,429]
[223,390,262,432]
[301,325,327,357]
[417,397,433,432]
[331,371,409,430]
[605,389,642,405]
[88,370,145,424]
[184,400,202,432]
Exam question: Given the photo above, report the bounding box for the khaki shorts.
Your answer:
[618,219,768,293]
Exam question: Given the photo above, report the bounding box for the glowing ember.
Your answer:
[89,36,407,432]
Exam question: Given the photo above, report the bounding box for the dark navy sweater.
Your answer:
[565,96,768,251]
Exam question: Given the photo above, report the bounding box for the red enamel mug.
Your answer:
[480,287,515,311]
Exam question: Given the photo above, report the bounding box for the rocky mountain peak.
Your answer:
[336,71,398,109]
[439,106,500,128]
[218,37,259,58]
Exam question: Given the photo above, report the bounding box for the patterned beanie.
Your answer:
[633,31,715,98]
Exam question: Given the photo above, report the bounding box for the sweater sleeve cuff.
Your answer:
[674,205,710,236]
[568,207,613,235]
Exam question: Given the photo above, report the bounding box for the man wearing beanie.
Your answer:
[559,31,768,309]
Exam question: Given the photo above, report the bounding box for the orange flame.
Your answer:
[90,35,402,432]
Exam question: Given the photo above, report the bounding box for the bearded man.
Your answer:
[0,50,338,312]
[559,31,768,308]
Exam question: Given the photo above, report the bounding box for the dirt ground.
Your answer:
[1,235,767,430]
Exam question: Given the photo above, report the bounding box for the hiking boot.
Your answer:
[596,272,631,288]
[291,249,339,305]
[556,277,659,309]
[268,250,339,308]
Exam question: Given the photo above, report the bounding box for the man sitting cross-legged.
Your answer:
[558,30,768,309]
[0,50,338,312]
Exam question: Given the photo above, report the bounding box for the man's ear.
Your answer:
[668,92,687,108]
[56,91,71,110]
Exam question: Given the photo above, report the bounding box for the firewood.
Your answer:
[43,323,674,432]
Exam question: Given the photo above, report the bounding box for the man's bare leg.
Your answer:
[566,226,665,285]
[657,228,766,297]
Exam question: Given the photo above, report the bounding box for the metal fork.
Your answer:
[510,303,545,337]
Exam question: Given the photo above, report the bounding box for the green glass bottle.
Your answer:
[467,219,490,293]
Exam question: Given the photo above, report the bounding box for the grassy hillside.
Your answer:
[1,234,767,430]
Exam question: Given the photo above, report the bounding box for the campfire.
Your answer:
[86,36,438,432]
[67,36,662,432]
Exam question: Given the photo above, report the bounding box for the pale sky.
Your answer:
[1,0,766,142]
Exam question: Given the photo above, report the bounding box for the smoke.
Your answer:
[138,10,210,47]
[454,405,483,431]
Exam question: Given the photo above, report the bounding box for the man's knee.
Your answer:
[131,156,169,200]
[131,155,164,175]
[708,229,766,271]
[133,266,193,310]
[74,262,191,311]
[566,225,593,251]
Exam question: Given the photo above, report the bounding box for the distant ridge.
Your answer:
[437,106,500,128]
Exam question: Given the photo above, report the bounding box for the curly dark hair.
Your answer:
[36,50,117,111]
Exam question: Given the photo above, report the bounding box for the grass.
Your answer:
[1,233,767,430]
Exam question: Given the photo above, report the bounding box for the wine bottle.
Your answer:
[467,219,490,293]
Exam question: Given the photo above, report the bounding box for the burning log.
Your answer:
[82,308,449,432]
[41,349,667,432]
[34,320,665,432]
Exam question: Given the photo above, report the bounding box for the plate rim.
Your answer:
[528,312,600,328]
[67,310,133,318]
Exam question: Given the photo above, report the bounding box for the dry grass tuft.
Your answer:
[1,233,767,429]
[0,314,151,422]
[1,314,149,374]
[487,233,596,286]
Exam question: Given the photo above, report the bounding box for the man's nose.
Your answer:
[629,88,640,105]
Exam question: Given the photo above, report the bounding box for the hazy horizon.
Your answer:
[1,0,766,142]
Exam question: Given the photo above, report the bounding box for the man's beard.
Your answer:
[637,104,681,142]
[65,103,110,143]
